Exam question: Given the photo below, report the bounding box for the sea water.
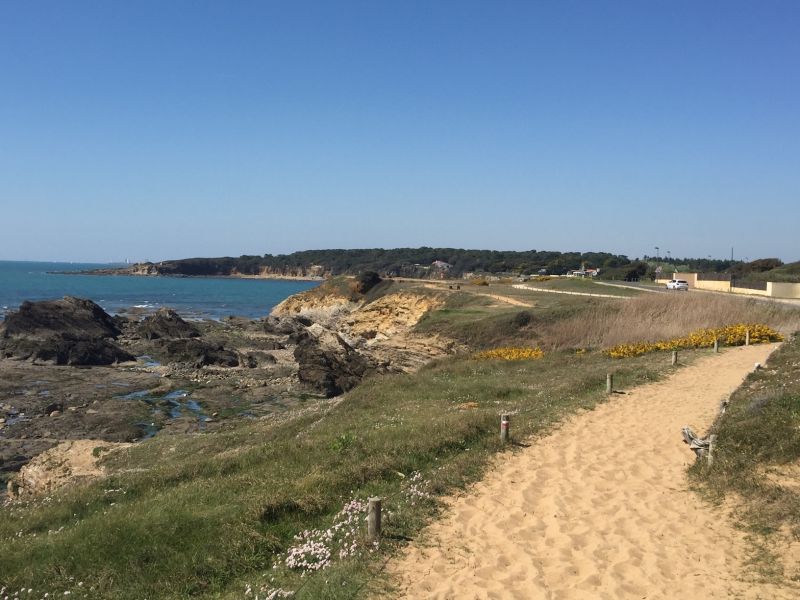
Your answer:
[0,261,320,320]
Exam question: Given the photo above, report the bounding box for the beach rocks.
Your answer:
[156,338,240,368]
[136,308,200,340]
[294,324,374,397]
[0,297,134,365]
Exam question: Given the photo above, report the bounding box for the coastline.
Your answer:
[53,270,327,282]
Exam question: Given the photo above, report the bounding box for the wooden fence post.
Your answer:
[745,329,750,346]
[672,351,678,366]
[606,373,613,395]
[367,497,382,543]
[713,338,719,353]
[500,414,510,444]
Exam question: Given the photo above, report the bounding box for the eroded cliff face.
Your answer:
[344,292,443,339]
[272,283,459,375]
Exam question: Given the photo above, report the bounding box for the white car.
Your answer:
[666,279,689,291]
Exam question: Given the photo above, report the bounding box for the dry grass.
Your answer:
[538,294,800,350]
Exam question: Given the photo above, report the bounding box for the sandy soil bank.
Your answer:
[389,343,797,599]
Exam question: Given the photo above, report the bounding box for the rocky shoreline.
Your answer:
[1,277,457,498]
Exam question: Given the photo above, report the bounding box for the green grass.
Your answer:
[0,348,692,599]
[414,289,602,350]
[691,333,800,583]
[521,277,640,297]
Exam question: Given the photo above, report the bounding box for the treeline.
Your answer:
[140,248,632,278]
[130,249,799,282]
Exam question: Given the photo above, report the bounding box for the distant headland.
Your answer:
[71,248,799,283]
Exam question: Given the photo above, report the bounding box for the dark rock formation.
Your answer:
[0,297,134,365]
[293,325,373,397]
[156,338,239,368]
[261,316,308,336]
[137,308,200,340]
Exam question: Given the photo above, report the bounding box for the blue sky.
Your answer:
[1,1,798,263]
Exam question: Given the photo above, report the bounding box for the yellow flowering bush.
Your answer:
[605,323,783,359]
[475,347,544,361]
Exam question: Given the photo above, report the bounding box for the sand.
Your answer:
[389,344,796,599]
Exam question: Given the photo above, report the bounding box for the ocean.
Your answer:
[0,261,320,321]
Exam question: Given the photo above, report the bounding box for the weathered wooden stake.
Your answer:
[671,351,678,366]
[500,414,510,444]
[707,434,717,466]
[713,338,719,353]
[367,497,382,543]
[606,373,613,395]
[745,329,751,346]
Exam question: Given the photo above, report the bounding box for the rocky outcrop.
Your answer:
[8,440,130,499]
[0,297,134,365]
[294,324,375,397]
[345,292,444,340]
[155,338,240,368]
[137,308,200,340]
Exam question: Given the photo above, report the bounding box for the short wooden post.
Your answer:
[671,351,678,366]
[367,497,382,543]
[606,373,613,395]
[713,338,719,353]
[745,329,750,346]
[707,434,717,466]
[500,414,510,444]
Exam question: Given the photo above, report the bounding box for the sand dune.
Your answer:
[389,344,796,599]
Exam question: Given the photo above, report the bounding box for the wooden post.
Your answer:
[671,351,678,366]
[745,329,750,346]
[500,414,510,444]
[713,338,719,353]
[606,373,613,395]
[707,434,717,466]
[367,497,382,543]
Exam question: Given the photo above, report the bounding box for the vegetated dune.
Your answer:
[390,343,798,599]
[538,293,800,350]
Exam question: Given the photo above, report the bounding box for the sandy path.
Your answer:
[389,344,795,599]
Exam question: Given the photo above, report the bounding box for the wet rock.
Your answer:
[294,324,374,397]
[261,316,304,336]
[156,338,239,368]
[0,297,134,365]
[137,308,200,340]
[44,402,64,415]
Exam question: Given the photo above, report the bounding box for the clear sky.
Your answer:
[1,1,798,263]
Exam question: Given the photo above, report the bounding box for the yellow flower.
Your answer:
[603,323,782,359]
[475,347,544,361]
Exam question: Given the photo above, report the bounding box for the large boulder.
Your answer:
[137,308,200,340]
[294,324,373,397]
[155,338,239,368]
[0,297,134,365]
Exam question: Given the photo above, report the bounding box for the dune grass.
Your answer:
[691,333,800,583]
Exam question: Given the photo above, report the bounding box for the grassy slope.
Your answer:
[3,286,799,599]
[0,347,692,599]
[691,333,800,582]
